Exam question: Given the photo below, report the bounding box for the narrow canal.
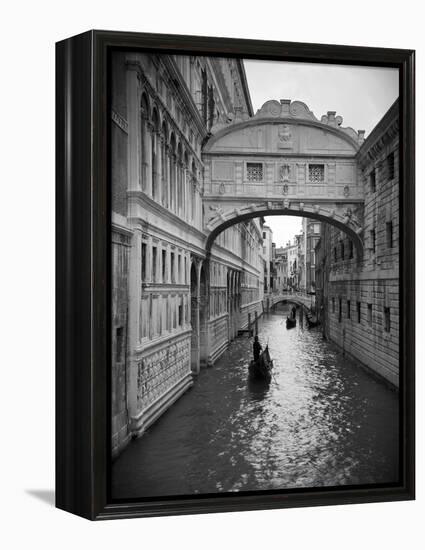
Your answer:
[112,305,399,499]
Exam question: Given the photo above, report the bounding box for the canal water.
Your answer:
[112,305,399,499]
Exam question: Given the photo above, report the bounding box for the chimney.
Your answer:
[280,99,291,115]
[327,111,336,126]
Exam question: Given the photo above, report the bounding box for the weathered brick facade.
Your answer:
[316,101,399,387]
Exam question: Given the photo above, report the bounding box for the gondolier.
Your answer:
[253,335,262,362]
[249,340,273,382]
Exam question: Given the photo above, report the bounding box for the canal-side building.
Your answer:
[111,52,266,456]
[304,218,321,293]
[262,225,274,294]
[275,246,288,291]
[315,100,399,387]
[285,239,299,290]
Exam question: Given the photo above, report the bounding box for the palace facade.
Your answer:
[111,52,265,457]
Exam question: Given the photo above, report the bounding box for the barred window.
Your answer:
[309,164,325,183]
[370,169,376,192]
[384,307,391,332]
[386,221,394,248]
[247,162,263,182]
[370,229,376,254]
[367,303,372,325]
[387,152,395,180]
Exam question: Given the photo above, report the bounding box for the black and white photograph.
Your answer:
[110,51,402,500]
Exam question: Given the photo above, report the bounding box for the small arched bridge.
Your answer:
[202,99,366,256]
[265,291,315,312]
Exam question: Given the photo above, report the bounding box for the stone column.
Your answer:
[178,162,183,217]
[191,259,201,374]
[154,131,162,202]
[127,229,142,429]
[146,237,152,283]
[171,154,177,212]
[183,167,187,221]
[144,121,153,196]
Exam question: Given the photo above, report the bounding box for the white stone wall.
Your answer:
[111,51,260,455]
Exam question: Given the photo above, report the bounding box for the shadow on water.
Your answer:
[247,377,271,401]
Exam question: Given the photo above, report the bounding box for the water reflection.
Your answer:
[112,304,399,499]
[247,377,271,401]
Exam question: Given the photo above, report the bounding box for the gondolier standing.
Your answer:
[253,335,262,362]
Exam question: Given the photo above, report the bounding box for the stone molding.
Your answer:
[111,109,129,133]
[209,99,364,146]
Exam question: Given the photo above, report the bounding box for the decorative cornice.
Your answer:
[210,99,364,146]
[357,99,399,166]
[358,119,399,166]
[160,55,208,140]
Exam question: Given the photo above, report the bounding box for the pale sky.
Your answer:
[243,59,399,248]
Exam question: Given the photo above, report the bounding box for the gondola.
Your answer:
[286,315,296,329]
[249,345,273,382]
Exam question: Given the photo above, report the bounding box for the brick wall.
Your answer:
[317,101,399,388]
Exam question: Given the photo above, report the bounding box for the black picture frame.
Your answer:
[56,30,415,520]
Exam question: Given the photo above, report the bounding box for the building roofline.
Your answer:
[357,98,399,160]
[237,59,254,117]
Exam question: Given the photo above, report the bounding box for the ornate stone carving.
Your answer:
[282,184,289,195]
[343,185,350,197]
[280,163,291,182]
[111,110,129,133]
[219,183,226,195]
[137,338,190,408]
[208,204,224,222]
[278,124,293,148]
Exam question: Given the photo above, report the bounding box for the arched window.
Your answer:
[161,121,168,206]
[151,108,160,201]
[191,160,197,222]
[183,151,189,219]
[177,142,183,215]
[169,133,176,212]
[140,92,150,192]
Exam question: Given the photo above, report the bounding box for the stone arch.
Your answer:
[140,90,150,118]
[161,119,168,142]
[151,106,160,130]
[169,131,176,153]
[205,207,364,259]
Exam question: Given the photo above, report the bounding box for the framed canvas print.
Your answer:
[56,30,415,520]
